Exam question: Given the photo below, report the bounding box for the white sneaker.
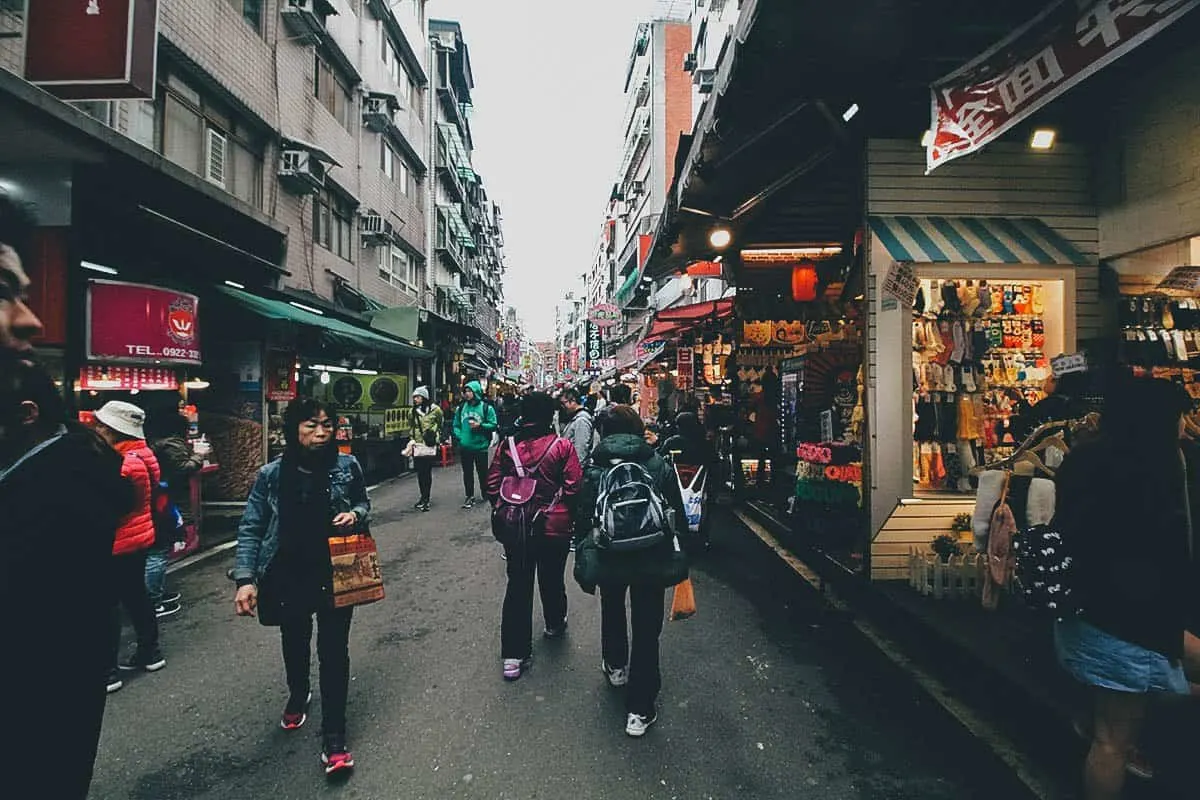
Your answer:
[601,661,628,687]
[625,711,657,737]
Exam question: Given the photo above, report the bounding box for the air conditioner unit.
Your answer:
[279,149,327,195]
[281,0,326,45]
[362,94,397,133]
[360,213,388,243]
[696,69,717,94]
[683,52,698,73]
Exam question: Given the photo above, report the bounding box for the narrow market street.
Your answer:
[92,473,1032,800]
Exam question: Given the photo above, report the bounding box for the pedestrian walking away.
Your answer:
[573,406,691,737]
[486,392,582,681]
[1052,374,1200,799]
[408,386,443,511]
[233,398,371,777]
[145,406,203,618]
[93,400,169,687]
[558,387,596,468]
[0,356,129,799]
[453,379,498,508]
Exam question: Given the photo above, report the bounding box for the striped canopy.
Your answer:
[868,216,1092,266]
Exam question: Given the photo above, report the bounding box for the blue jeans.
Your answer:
[144,544,171,605]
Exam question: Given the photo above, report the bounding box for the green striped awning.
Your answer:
[614,269,640,308]
[868,216,1094,266]
[438,203,475,249]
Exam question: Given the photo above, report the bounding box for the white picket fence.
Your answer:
[907,548,988,601]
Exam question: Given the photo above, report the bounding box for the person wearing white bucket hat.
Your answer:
[93,400,166,687]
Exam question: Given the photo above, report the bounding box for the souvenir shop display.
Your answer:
[1119,294,1200,401]
[912,279,1056,494]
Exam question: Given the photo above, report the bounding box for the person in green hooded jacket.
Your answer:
[452,380,498,508]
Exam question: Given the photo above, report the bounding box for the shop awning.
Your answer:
[216,286,431,359]
[645,297,735,341]
[437,203,476,249]
[868,216,1094,266]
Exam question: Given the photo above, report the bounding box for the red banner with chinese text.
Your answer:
[927,0,1198,173]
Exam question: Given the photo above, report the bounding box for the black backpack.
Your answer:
[594,461,671,552]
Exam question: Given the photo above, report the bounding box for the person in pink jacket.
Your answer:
[486,392,582,681]
[93,400,166,692]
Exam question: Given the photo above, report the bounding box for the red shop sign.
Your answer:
[265,350,298,402]
[927,0,1198,172]
[24,0,160,100]
[87,280,201,365]
[79,365,178,391]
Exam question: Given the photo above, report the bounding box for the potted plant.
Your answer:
[931,534,961,564]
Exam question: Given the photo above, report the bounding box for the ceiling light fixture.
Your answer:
[311,364,350,373]
[182,378,210,390]
[842,103,860,122]
[224,280,246,289]
[1030,129,1056,150]
[80,260,119,275]
[351,368,380,376]
[289,301,325,316]
[708,226,732,250]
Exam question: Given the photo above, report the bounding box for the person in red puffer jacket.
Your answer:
[486,392,582,681]
[93,400,166,691]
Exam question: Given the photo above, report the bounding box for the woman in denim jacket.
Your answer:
[233,399,369,777]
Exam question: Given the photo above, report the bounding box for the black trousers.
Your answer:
[460,448,489,498]
[600,583,666,717]
[501,536,571,660]
[415,456,435,502]
[280,605,354,736]
[108,550,159,668]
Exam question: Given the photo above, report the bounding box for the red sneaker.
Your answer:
[280,691,312,731]
[322,735,355,776]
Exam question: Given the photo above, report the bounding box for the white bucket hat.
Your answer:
[94,400,147,440]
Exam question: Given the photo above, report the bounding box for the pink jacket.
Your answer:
[486,432,582,537]
[112,440,161,556]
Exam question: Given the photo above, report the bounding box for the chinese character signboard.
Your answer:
[568,347,580,373]
[79,365,178,391]
[587,303,621,329]
[927,0,1197,172]
[25,0,160,100]
[87,280,201,365]
[585,322,604,371]
[881,262,920,310]
[265,350,298,402]
[676,347,693,390]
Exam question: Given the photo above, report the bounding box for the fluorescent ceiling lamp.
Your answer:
[842,103,860,122]
[351,368,379,376]
[224,280,246,289]
[81,260,119,275]
[921,130,933,148]
[708,227,732,249]
[289,301,325,316]
[1030,129,1056,150]
[741,246,843,265]
[311,364,350,373]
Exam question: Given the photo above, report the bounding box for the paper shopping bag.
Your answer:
[670,578,697,621]
[328,535,385,608]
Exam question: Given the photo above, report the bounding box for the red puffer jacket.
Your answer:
[486,431,582,537]
[112,440,161,556]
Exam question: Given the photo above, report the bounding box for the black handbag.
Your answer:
[255,565,284,627]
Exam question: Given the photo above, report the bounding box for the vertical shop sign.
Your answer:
[676,347,693,389]
[927,0,1198,172]
[881,262,919,311]
[24,0,160,100]
[265,350,297,402]
[232,342,262,392]
[585,321,604,372]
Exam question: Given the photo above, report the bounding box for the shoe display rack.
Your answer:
[912,279,1055,493]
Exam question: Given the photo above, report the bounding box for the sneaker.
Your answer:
[502,657,531,681]
[543,619,568,639]
[118,646,166,672]
[420,501,431,512]
[413,499,425,510]
[160,591,181,605]
[1126,749,1155,781]
[601,661,628,687]
[462,497,474,509]
[625,711,658,737]
[154,599,181,619]
[106,670,123,694]
[280,690,312,731]
[321,734,355,776]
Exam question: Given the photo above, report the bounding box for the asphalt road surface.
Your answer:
[91,469,1035,800]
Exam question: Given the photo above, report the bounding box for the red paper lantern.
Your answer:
[791,261,818,302]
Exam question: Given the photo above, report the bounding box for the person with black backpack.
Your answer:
[485,392,582,682]
[573,405,689,737]
[145,407,202,618]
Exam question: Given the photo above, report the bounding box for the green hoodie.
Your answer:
[452,381,498,451]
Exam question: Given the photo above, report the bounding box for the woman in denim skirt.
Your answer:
[1053,374,1198,800]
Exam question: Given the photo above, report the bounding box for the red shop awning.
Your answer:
[645,297,735,342]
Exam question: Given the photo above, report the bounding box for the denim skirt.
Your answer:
[1054,618,1188,694]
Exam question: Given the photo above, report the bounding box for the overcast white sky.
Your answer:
[430,0,662,341]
